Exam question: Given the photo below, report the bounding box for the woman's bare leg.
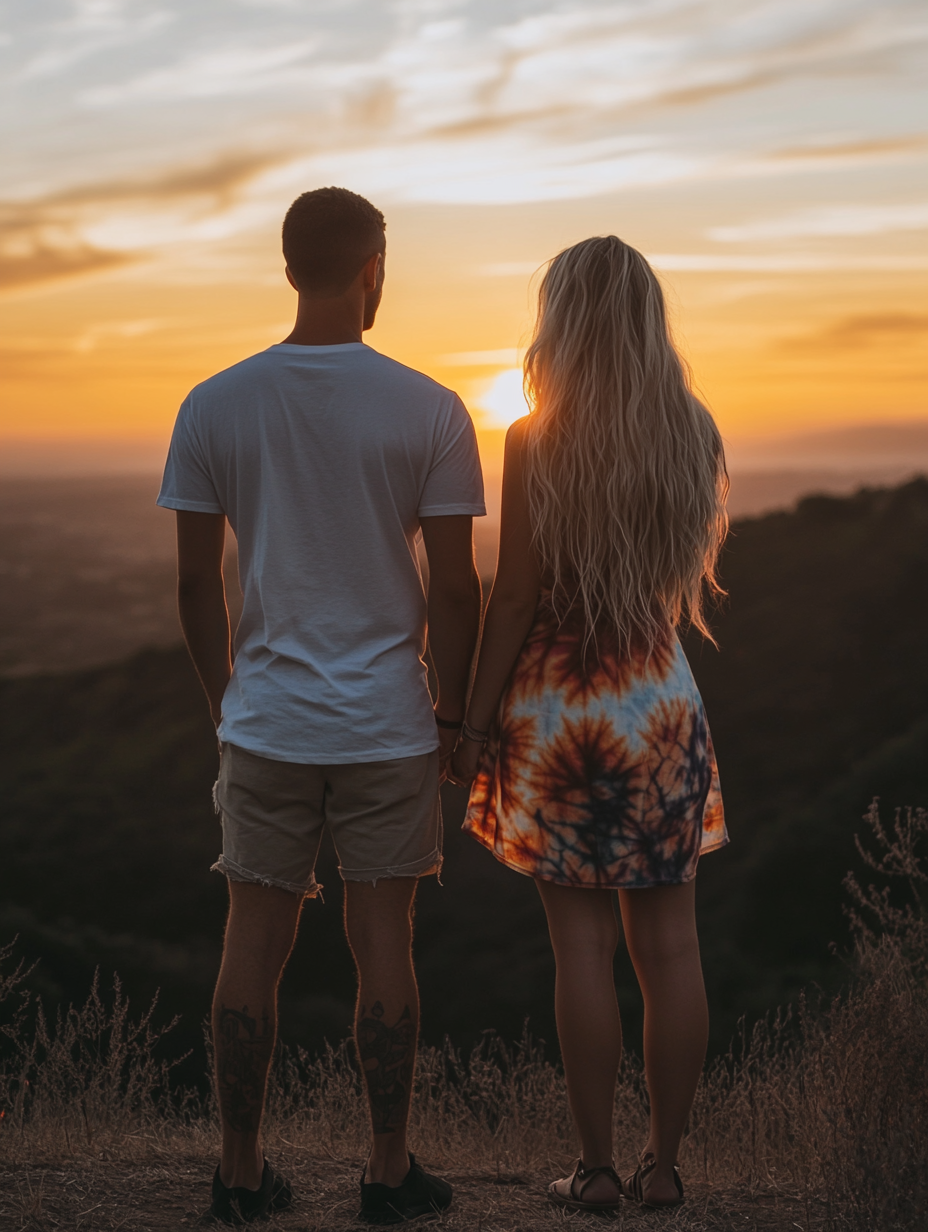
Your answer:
[618,881,707,1205]
[535,880,623,1200]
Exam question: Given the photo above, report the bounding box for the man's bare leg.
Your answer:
[344,877,419,1188]
[213,880,303,1189]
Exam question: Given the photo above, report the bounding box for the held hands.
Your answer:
[434,712,488,787]
[448,732,483,786]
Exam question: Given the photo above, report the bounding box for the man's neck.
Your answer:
[281,295,365,346]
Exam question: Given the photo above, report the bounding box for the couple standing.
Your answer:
[158,187,729,1226]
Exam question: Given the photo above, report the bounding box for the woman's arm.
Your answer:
[451,418,541,783]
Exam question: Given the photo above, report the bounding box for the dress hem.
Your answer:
[462,823,729,890]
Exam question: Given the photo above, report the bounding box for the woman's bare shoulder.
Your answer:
[504,414,533,454]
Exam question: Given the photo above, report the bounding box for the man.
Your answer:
[157,187,484,1225]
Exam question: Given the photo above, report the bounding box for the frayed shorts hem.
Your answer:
[211,855,321,899]
[339,847,443,885]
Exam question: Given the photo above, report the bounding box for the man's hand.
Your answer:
[437,724,460,783]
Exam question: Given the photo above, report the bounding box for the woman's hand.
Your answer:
[449,734,484,786]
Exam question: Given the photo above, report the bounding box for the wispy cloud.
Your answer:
[781,312,928,352]
[479,263,542,278]
[14,0,918,207]
[2,0,924,288]
[0,236,130,292]
[81,39,321,104]
[72,317,165,354]
[648,253,928,272]
[709,204,928,242]
[19,3,175,81]
[0,153,274,290]
[767,134,928,164]
[267,134,701,206]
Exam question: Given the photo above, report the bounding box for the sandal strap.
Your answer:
[672,1164,684,1200]
[628,1155,657,1203]
[573,1160,623,1201]
[627,1156,685,1206]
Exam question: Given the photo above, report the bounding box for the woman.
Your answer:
[450,236,729,1211]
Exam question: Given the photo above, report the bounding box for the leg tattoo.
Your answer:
[216,1004,273,1135]
[357,1001,415,1135]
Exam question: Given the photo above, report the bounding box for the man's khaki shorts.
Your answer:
[212,743,442,898]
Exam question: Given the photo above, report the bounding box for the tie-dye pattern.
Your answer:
[463,594,727,888]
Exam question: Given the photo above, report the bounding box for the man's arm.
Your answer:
[176,510,232,726]
[418,515,482,772]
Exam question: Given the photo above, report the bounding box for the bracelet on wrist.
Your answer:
[434,714,464,730]
[462,720,490,743]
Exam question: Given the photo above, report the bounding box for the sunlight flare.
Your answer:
[477,368,530,430]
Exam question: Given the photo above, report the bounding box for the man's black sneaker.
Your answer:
[358,1153,452,1225]
[206,1159,293,1225]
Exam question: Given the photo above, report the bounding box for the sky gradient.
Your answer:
[1,0,926,476]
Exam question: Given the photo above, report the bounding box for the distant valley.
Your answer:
[2,464,924,676]
[1,478,925,1082]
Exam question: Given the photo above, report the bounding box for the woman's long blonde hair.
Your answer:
[523,235,729,656]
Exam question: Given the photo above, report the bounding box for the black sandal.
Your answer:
[624,1154,685,1209]
[548,1159,625,1211]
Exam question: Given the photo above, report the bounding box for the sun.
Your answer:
[477,368,529,429]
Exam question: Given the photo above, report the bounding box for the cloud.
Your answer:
[19,4,175,81]
[0,238,131,291]
[266,134,701,206]
[649,253,928,272]
[0,153,275,291]
[32,0,920,208]
[709,204,928,242]
[72,317,165,354]
[4,0,925,281]
[780,313,928,353]
[833,312,928,335]
[767,134,928,164]
[81,39,321,104]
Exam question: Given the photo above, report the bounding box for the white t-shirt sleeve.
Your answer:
[156,395,225,515]
[418,395,486,517]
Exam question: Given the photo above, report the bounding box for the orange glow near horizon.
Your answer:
[3,216,925,478]
[1,2,925,478]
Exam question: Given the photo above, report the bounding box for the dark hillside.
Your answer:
[686,478,928,1014]
[1,479,926,1072]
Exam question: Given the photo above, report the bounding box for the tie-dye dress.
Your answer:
[463,592,727,888]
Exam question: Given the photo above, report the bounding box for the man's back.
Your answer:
[158,341,484,763]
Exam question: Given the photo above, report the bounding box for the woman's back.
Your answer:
[520,235,728,658]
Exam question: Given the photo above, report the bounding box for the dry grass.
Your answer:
[2,803,926,1232]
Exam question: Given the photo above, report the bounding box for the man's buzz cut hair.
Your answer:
[282,187,386,296]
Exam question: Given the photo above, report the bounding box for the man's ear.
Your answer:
[362,251,384,291]
[285,265,298,291]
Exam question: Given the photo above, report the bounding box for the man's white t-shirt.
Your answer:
[157,342,485,764]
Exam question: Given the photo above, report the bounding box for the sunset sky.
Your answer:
[1,0,926,480]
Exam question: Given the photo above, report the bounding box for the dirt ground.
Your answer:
[1,1151,829,1232]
